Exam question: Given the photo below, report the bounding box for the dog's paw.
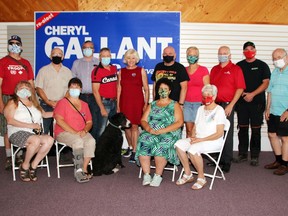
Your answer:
[112,168,119,173]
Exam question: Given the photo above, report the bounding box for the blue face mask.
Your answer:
[17,88,31,99]
[187,55,198,64]
[101,57,111,66]
[69,89,81,98]
[83,48,93,57]
[8,44,22,54]
[218,55,229,63]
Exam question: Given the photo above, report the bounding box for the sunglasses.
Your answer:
[9,42,21,46]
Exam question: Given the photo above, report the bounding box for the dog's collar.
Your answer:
[108,121,122,130]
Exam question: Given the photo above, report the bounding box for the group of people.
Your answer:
[1,35,288,188]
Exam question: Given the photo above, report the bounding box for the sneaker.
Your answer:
[250,158,259,166]
[233,154,248,163]
[122,148,132,158]
[129,152,136,163]
[5,157,12,171]
[150,174,163,187]
[142,173,152,186]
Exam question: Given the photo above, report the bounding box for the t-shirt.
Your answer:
[91,63,117,98]
[151,61,189,101]
[0,55,34,95]
[210,61,246,103]
[237,59,270,104]
[53,98,92,137]
[185,65,209,102]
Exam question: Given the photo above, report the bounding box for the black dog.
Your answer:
[92,112,131,176]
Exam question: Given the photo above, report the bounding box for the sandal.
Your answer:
[84,172,93,179]
[29,165,38,181]
[19,164,30,182]
[176,172,194,185]
[192,178,207,190]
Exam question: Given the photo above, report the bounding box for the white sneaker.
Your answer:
[142,173,152,186]
[150,174,163,187]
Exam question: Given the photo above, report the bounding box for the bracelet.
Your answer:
[179,103,184,106]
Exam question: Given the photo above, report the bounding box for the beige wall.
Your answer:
[0,0,288,24]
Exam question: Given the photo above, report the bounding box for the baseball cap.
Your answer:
[243,41,255,50]
[8,35,22,45]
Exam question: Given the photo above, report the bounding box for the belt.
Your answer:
[216,102,230,105]
[101,97,116,101]
[81,93,93,96]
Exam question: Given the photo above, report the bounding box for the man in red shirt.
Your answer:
[0,35,34,170]
[210,45,246,172]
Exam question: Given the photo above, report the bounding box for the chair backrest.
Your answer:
[218,119,230,154]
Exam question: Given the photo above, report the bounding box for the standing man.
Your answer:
[91,47,117,143]
[151,46,189,105]
[265,48,288,175]
[35,48,73,135]
[235,41,270,166]
[210,46,246,173]
[0,35,34,170]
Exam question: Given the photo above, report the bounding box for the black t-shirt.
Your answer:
[151,62,189,101]
[236,59,271,104]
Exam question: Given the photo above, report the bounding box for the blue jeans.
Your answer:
[40,100,54,135]
[90,98,116,143]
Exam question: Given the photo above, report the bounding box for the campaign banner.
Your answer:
[34,12,180,83]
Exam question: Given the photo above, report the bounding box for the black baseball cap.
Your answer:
[243,41,255,50]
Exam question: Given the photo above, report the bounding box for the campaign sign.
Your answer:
[35,12,180,83]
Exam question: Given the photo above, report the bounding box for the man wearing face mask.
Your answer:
[0,35,35,170]
[234,42,270,166]
[91,47,117,145]
[35,48,73,136]
[151,46,189,106]
[210,46,246,173]
[264,48,288,175]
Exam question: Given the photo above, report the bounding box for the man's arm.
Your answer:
[36,87,57,108]
[92,82,107,117]
[0,78,4,113]
[225,88,244,116]
[242,79,269,102]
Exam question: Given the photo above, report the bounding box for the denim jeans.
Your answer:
[40,100,54,135]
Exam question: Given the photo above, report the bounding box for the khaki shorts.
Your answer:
[0,95,12,136]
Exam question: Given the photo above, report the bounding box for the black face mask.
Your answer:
[163,55,174,63]
[52,56,62,64]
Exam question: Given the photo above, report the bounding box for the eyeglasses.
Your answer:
[9,42,21,46]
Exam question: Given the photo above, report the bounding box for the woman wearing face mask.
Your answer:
[174,84,226,190]
[4,81,54,182]
[135,78,184,187]
[54,78,96,183]
[183,46,210,138]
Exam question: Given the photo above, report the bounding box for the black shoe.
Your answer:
[221,163,231,173]
[5,157,12,171]
[129,152,136,163]
[250,158,259,166]
[233,154,248,163]
[123,148,132,158]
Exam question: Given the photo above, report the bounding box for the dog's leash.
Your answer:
[108,121,122,131]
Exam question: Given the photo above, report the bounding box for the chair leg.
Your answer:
[55,141,61,178]
[139,167,143,178]
[45,155,51,177]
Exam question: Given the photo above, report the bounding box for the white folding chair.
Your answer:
[178,119,230,190]
[139,163,178,182]
[11,143,50,181]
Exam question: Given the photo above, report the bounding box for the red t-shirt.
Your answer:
[0,56,34,95]
[53,98,92,137]
[91,64,117,98]
[210,61,246,102]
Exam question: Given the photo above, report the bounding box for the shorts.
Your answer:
[267,114,288,136]
[183,102,201,122]
[0,95,12,136]
[9,131,35,148]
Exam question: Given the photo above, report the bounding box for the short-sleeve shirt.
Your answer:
[185,65,209,102]
[237,59,270,104]
[210,61,246,103]
[152,61,189,101]
[0,56,34,95]
[35,64,73,101]
[91,63,117,98]
[53,98,92,137]
[267,66,288,116]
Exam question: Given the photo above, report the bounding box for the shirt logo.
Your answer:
[102,74,117,84]
[224,71,231,75]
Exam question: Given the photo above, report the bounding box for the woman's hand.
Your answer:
[77,130,87,137]
[190,137,203,144]
[31,123,41,130]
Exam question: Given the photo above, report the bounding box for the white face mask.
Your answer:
[8,44,22,54]
[273,58,286,69]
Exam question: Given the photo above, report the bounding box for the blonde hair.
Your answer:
[123,49,140,64]
[186,46,199,57]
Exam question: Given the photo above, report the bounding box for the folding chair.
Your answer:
[178,119,230,190]
[11,143,50,181]
[139,162,178,182]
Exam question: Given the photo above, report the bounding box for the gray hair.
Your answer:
[201,84,218,96]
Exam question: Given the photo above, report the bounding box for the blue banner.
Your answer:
[35,12,180,83]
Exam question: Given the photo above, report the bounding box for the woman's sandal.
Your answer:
[84,172,93,180]
[176,172,194,185]
[192,178,207,190]
[29,165,38,182]
[19,164,30,182]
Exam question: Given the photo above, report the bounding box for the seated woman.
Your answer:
[4,81,54,182]
[135,78,184,187]
[174,84,226,190]
[54,78,96,183]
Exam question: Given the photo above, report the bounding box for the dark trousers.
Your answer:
[40,100,54,136]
